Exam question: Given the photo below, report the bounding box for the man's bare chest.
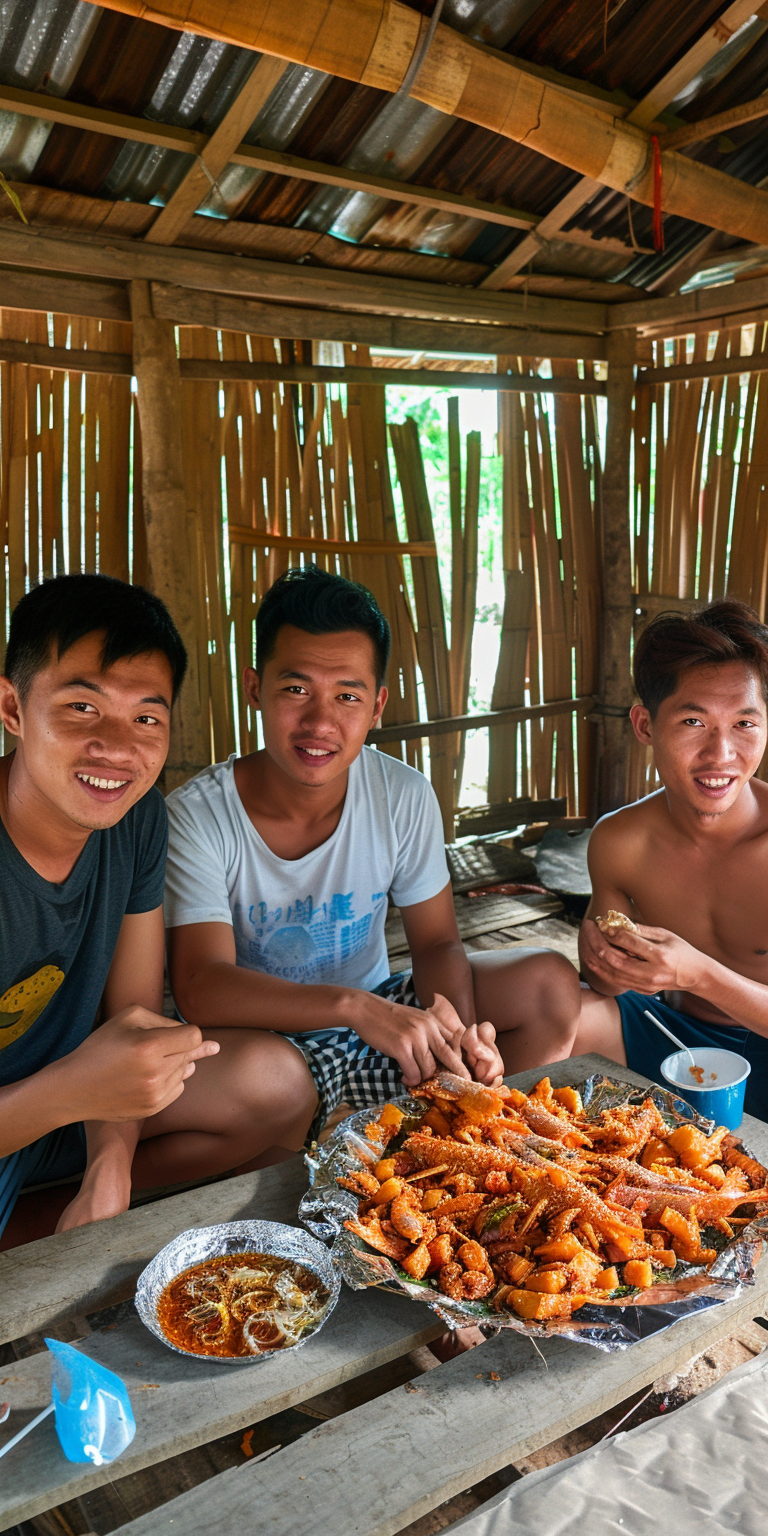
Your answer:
[626,849,768,969]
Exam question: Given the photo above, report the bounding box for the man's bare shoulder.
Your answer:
[590,791,666,854]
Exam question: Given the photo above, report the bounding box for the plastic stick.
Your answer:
[0,1401,54,1460]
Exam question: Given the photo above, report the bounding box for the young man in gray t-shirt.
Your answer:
[0,574,299,1240]
[165,566,581,1152]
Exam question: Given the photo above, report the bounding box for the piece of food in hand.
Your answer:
[595,910,638,935]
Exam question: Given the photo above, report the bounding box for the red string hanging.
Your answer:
[651,135,664,253]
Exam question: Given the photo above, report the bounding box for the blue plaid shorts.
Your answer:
[284,972,418,1143]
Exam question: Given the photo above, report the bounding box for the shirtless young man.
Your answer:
[165,565,581,1155]
[574,598,768,1121]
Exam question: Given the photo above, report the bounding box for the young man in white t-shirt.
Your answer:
[164,566,581,1159]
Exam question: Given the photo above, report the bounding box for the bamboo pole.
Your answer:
[596,328,636,816]
[129,280,207,789]
[90,0,768,249]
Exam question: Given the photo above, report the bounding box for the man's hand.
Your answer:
[462,1021,504,1085]
[354,991,469,1085]
[584,919,706,996]
[53,1007,220,1124]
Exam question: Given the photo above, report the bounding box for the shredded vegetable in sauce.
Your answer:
[157,1251,329,1357]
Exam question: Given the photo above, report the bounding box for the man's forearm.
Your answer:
[0,1062,76,1158]
[411,941,476,1026]
[691,955,768,1037]
[176,959,376,1034]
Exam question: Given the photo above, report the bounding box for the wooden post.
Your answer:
[596,328,636,817]
[130,280,207,790]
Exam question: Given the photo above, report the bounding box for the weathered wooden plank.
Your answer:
[115,1291,768,1536]
[0,1159,310,1345]
[151,285,610,359]
[611,270,768,332]
[0,226,608,335]
[0,1289,443,1527]
[467,915,580,967]
[372,696,592,746]
[384,892,563,962]
[177,359,606,393]
[456,799,568,836]
[0,267,131,322]
[116,1290,768,1536]
[109,1071,768,1536]
[0,338,131,373]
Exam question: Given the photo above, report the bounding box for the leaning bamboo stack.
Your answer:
[628,318,768,800]
[488,358,601,818]
[448,396,480,803]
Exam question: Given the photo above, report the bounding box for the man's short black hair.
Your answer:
[634,598,768,717]
[4,574,188,702]
[255,565,391,686]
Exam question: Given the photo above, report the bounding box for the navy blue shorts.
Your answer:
[0,1123,87,1238]
[618,991,768,1123]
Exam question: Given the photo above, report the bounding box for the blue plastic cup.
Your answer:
[660,1047,751,1130]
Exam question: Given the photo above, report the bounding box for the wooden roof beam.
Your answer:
[0,260,610,354]
[144,54,287,244]
[87,0,768,252]
[149,282,611,357]
[480,0,764,289]
[0,81,638,257]
[662,90,768,151]
[0,336,605,391]
[0,223,607,332]
[610,267,768,330]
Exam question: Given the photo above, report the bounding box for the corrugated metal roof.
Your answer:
[0,0,765,300]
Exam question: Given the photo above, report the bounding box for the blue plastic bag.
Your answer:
[46,1338,136,1466]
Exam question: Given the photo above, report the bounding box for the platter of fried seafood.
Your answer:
[135,1220,339,1362]
[301,1071,768,1350]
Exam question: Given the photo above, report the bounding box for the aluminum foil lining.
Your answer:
[135,1219,340,1363]
[300,1074,768,1354]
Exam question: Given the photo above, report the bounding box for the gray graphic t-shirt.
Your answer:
[0,787,167,1088]
[163,749,448,992]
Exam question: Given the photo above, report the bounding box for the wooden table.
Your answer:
[2,1053,767,1536]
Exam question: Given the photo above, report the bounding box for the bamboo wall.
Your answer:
[4,304,768,833]
[627,318,768,800]
[488,360,602,819]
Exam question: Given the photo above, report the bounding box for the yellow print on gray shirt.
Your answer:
[0,965,65,1052]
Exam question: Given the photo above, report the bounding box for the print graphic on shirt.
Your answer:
[244,892,387,981]
[0,965,65,1053]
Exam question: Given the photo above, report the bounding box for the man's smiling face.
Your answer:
[631,659,768,820]
[245,624,387,788]
[0,630,173,831]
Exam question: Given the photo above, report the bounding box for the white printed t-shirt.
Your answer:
[163,748,449,993]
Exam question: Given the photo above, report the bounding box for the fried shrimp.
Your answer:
[337,1074,768,1322]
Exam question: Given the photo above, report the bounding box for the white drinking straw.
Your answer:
[643,1008,696,1072]
[0,1401,54,1460]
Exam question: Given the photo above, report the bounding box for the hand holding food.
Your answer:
[355,992,469,1086]
[52,1007,220,1123]
[588,918,706,994]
